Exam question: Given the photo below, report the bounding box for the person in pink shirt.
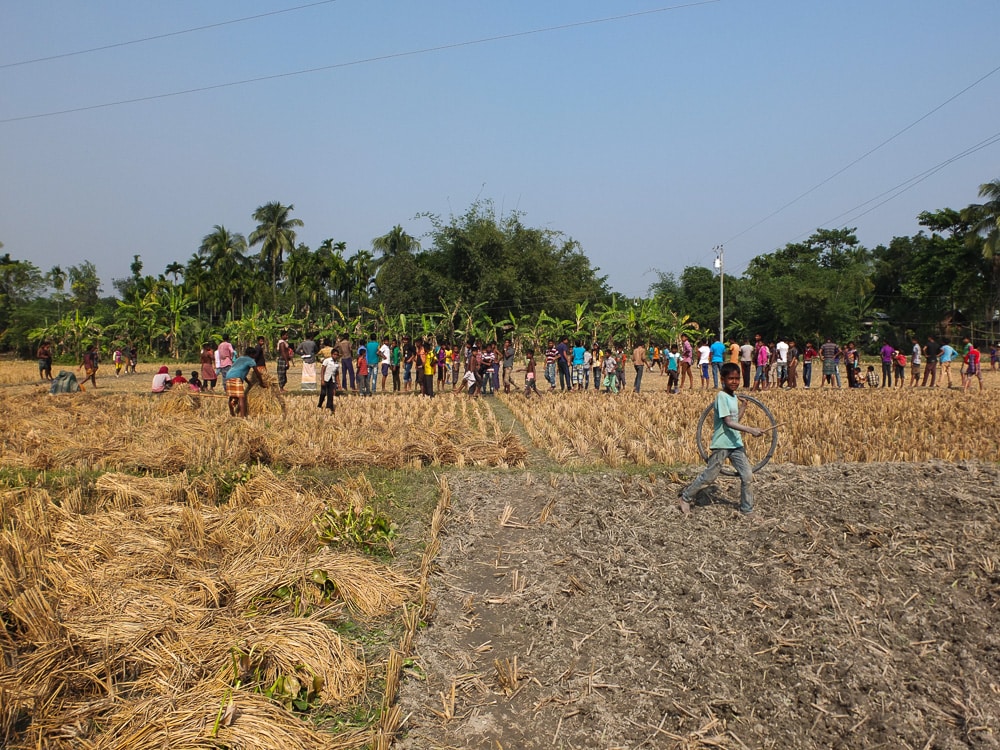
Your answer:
[217,334,235,380]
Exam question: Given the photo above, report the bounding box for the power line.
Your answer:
[0,0,343,69]
[721,61,1000,247]
[0,1,720,124]
[725,127,1000,278]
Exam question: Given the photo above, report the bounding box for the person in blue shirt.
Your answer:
[939,339,957,388]
[709,338,727,389]
[223,347,258,418]
[678,363,764,519]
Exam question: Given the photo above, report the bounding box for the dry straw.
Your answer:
[1,468,417,750]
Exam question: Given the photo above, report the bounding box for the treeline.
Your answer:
[1,181,998,361]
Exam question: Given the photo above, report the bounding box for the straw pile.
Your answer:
[154,387,202,415]
[0,468,418,749]
[246,368,287,416]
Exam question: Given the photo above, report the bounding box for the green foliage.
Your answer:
[314,505,397,556]
[4,184,1000,357]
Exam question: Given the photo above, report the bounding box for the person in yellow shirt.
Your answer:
[422,338,436,397]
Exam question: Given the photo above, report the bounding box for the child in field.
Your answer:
[963,343,983,391]
[171,369,188,385]
[865,365,879,388]
[678,363,764,519]
[189,371,203,391]
[666,344,679,393]
[602,351,619,394]
[522,349,541,397]
[357,347,370,396]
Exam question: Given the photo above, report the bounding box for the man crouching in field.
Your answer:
[223,347,258,418]
[679,362,763,519]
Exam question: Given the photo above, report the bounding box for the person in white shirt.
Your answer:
[318,355,339,412]
[775,339,789,387]
[379,338,392,392]
[697,341,711,389]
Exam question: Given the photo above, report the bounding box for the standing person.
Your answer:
[502,340,516,394]
[522,349,541,397]
[909,337,922,387]
[802,342,818,389]
[544,340,558,390]
[678,363,764,519]
[380,337,392,392]
[666,343,680,393]
[602,348,619,394]
[922,335,941,387]
[423,338,437,397]
[843,342,859,388]
[739,339,754,389]
[402,335,415,392]
[222,347,257,418]
[753,340,770,392]
[113,347,124,377]
[820,338,839,388]
[127,344,138,374]
[787,339,799,389]
[591,345,602,392]
[775,338,789,388]
[390,338,402,392]
[276,331,293,391]
[338,334,356,392]
[679,334,694,390]
[963,341,983,391]
[37,340,53,381]
[728,337,740,367]
[709,338,727,389]
[365,334,380,394]
[200,342,218,391]
[318,349,339,412]
[893,349,906,386]
[939,338,957,388]
[697,340,712,389]
[632,341,648,393]
[217,335,235,381]
[78,344,99,389]
[556,336,571,392]
[356,346,371,396]
[296,333,318,392]
[879,340,894,389]
[583,345,593,390]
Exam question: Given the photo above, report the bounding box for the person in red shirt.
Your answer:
[963,343,983,391]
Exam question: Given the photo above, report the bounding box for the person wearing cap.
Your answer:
[151,365,172,394]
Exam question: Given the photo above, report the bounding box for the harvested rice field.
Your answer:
[1,360,999,749]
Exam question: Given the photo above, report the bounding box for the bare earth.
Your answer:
[397,462,1000,750]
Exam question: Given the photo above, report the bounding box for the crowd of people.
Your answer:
[36,330,995,409]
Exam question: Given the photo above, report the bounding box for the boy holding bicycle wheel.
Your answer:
[679,363,764,519]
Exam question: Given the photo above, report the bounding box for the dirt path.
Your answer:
[397,462,1000,749]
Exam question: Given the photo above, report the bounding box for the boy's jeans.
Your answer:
[681,447,754,513]
[545,362,556,388]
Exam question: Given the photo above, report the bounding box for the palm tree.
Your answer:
[164,262,185,283]
[249,202,303,305]
[964,179,1000,318]
[372,224,420,261]
[199,225,249,319]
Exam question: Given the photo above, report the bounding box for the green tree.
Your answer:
[68,261,102,312]
[249,202,303,305]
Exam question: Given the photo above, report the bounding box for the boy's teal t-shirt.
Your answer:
[711,390,743,450]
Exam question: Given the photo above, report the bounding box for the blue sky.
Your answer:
[2,0,998,301]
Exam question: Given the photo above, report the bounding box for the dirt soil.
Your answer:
[397,462,1000,749]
